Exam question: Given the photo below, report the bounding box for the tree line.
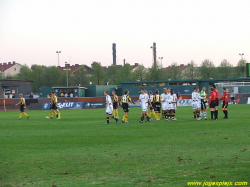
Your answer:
[4,59,248,93]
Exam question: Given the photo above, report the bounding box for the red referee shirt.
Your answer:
[214,89,219,99]
[219,92,229,103]
[209,92,216,105]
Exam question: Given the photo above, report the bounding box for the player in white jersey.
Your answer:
[196,88,203,120]
[161,88,169,120]
[192,87,199,119]
[165,87,173,120]
[170,89,177,120]
[135,88,152,122]
[161,88,166,119]
[104,91,119,125]
[172,91,177,110]
[149,91,156,119]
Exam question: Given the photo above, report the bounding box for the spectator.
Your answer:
[60,92,64,97]
[178,92,182,100]
[29,92,34,99]
[70,93,73,97]
[65,93,68,97]
[230,90,235,104]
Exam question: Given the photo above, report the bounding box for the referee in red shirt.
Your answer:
[209,88,216,120]
[219,87,229,119]
[212,85,219,120]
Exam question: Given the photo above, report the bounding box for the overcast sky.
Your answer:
[0,0,250,68]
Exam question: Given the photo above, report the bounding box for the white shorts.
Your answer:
[192,102,198,110]
[197,102,201,109]
[168,103,174,110]
[162,102,168,110]
[141,104,148,112]
[173,103,177,110]
[106,105,113,114]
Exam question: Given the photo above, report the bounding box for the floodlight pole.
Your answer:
[65,61,69,87]
[239,53,244,60]
[56,51,61,66]
[158,57,163,64]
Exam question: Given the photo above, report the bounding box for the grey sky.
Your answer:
[0,0,250,68]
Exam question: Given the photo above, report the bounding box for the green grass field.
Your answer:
[0,105,249,187]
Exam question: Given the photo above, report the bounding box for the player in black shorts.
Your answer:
[120,89,134,123]
[112,90,119,118]
[16,93,29,120]
[149,91,156,119]
[209,88,216,120]
[153,89,162,120]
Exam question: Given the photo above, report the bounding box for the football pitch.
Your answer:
[0,105,249,187]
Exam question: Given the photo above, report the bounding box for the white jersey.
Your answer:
[106,95,113,114]
[161,93,168,103]
[166,93,173,104]
[139,93,149,105]
[192,92,199,109]
[192,92,198,102]
[197,93,202,103]
[106,95,112,105]
[140,93,149,111]
[149,95,154,102]
[172,94,177,102]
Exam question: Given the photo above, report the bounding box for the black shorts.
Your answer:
[215,98,219,106]
[150,103,155,110]
[20,105,25,112]
[122,103,129,113]
[154,103,161,112]
[51,103,57,110]
[201,100,207,110]
[210,101,216,108]
[113,102,118,109]
[222,101,228,108]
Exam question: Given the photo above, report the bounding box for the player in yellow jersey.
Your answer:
[120,89,135,123]
[46,92,61,119]
[153,89,162,120]
[112,90,119,118]
[16,93,29,119]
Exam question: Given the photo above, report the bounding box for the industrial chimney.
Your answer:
[112,43,116,65]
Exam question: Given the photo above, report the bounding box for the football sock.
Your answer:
[225,110,228,117]
[106,117,109,123]
[200,111,202,117]
[113,110,116,117]
[125,115,128,122]
[19,113,22,119]
[158,113,161,120]
[53,111,57,115]
[23,112,28,117]
[147,116,150,121]
[211,111,214,119]
[49,112,53,118]
[122,115,125,121]
[173,110,176,118]
[58,112,61,118]
[196,111,200,118]
[193,111,196,118]
[149,112,152,117]
[204,111,207,118]
[116,110,119,118]
[215,110,218,119]
[141,116,144,121]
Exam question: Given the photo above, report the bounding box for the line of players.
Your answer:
[104,87,178,124]
[192,85,229,120]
